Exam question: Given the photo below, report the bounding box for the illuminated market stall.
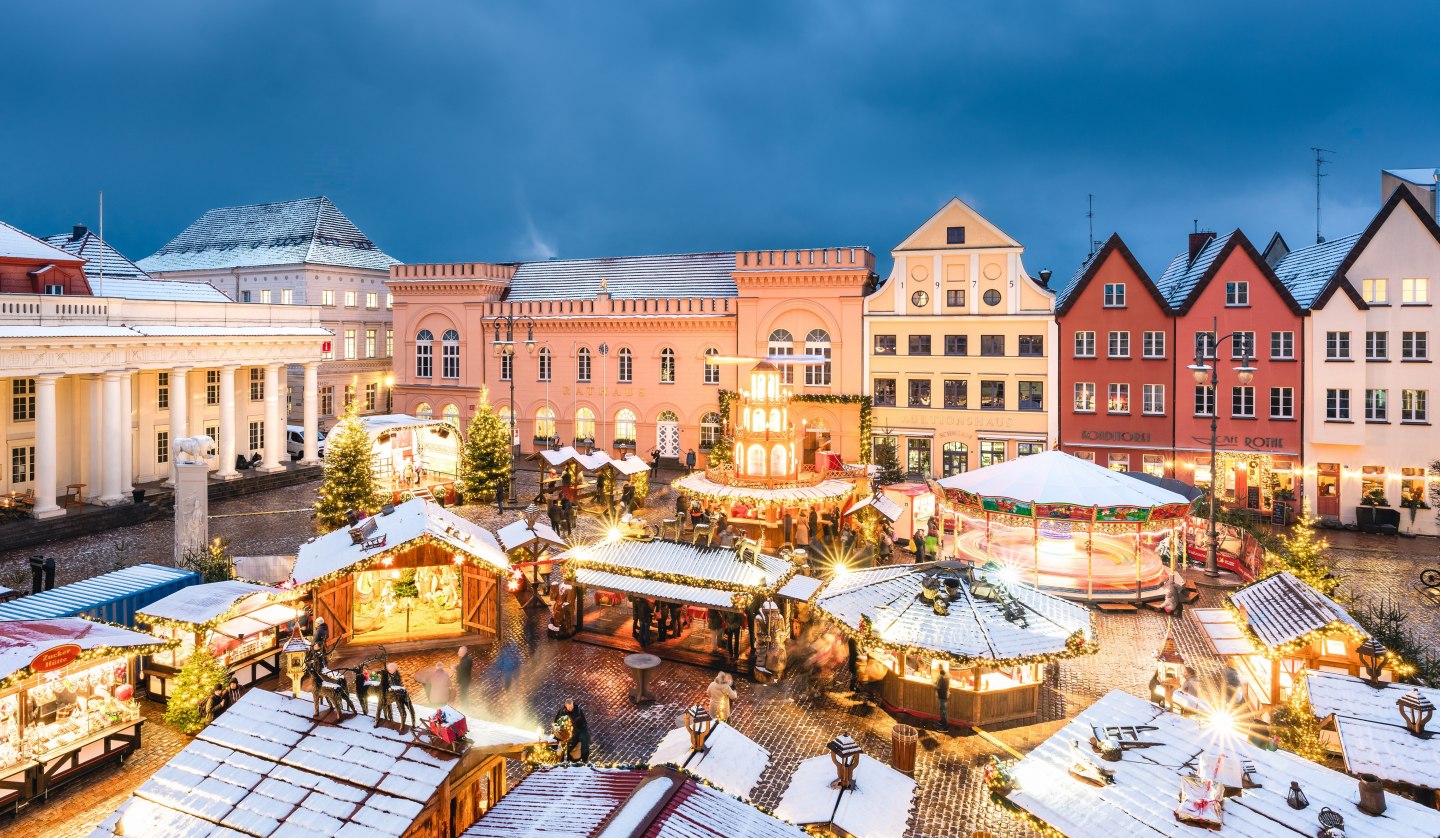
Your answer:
[361,414,463,503]
[937,450,1192,602]
[813,561,1095,727]
[0,618,170,810]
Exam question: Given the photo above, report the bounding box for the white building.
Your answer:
[139,196,399,426]
[1,221,327,518]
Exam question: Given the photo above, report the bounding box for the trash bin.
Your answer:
[892,723,918,774]
[131,488,146,505]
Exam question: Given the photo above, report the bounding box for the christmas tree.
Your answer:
[459,387,512,502]
[1271,499,1340,596]
[314,402,384,532]
[164,642,229,734]
[1271,675,1326,763]
[180,536,234,583]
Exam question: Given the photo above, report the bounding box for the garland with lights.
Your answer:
[791,393,872,464]
[136,592,301,635]
[810,606,1097,670]
[288,531,507,594]
[563,554,800,612]
[0,617,177,692]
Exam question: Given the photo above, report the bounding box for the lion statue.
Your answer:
[172,435,216,464]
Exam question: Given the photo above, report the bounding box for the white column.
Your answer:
[31,373,64,518]
[258,363,285,472]
[166,366,191,486]
[216,365,240,479]
[98,371,126,503]
[87,376,103,493]
[301,362,321,464]
[120,369,135,493]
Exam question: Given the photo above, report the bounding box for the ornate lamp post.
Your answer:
[487,312,537,506]
[383,373,394,413]
[1186,317,1258,577]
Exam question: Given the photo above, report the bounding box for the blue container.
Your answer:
[0,563,198,627]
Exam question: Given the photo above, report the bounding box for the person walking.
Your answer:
[634,598,653,647]
[311,616,329,655]
[207,684,230,720]
[548,498,563,534]
[455,647,473,710]
[807,508,819,543]
[707,672,738,722]
[621,482,636,514]
[846,637,862,693]
[935,664,951,732]
[428,664,453,707]
[555,700,591,762]
[651,448,661,473]
[794,518,810,555]
[707,608,724,653]
[496,642,521,691]
[685,449,697,474]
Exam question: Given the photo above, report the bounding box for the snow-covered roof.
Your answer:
[89,688,538,838]
[42,228,152,280]
[137,580,280,626]
[560,539,796,605]
[0,219,86,263]
[1306,671,1440,789]
[533,445,613,472]
[673,471,857,505]
[1005,690,1440,837]
[233,554,298,586]
[359,413,456,440]
[0,324,330,341]
[494,518,567,554]
[139,196,399,274]
[649,721,770,798]
[1229,572,1367,652]
[1271,233,1363,309]
[290,499,506,586]
[1156,231,1234,307]
[774,751,916,838]
[776,574,823,602]
[938,449,1191,510]
[603,454,651,476]
[89,276,233,302]
[846,494,902,522]
[505,252,739,301]
[0,618,167,682]
[814,561,1093,663]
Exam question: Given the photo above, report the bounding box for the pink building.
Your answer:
[387,249,874,467]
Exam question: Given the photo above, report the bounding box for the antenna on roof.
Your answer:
[1086,194,1095,257]
[1312,147,1334,244]
[98,190,105,285]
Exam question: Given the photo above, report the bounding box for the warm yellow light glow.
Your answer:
[998,564,1022,588]
[606,527,623,543]
[1206,706,1237,736]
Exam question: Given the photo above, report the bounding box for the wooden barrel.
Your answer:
[891,723,919,774]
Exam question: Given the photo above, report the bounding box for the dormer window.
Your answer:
[946,226,965,244]
[43,285,64,295]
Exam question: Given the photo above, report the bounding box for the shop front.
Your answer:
[1175,440,1300,515]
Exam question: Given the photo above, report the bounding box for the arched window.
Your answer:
[657,410,678,422]
[769,408,781,431]
[770,444,787,476]
[942,442,969,477]
[415,330,433,378]
[700,412,722,450]
[497,405,512,432]
[441,330,460,379]
[659,347,675,383]
[538,347,552,382]
[614,409,637,444]
[575,407,595,441]
[415,402,432,419]
[768,329,794,384]
[618,348,633,383]
[577,347,591,382]
[703,348,720,385]
[442,403,460,427]
[535,406,556,441]
[804,329,831,386]
[746,444,766,475]
[750,408,764,432]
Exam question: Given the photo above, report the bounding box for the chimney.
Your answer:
[71,224,88,242]
[1188,232,1216,263]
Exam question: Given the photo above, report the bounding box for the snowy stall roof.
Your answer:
[649,720,771,798]
[1005,690,1440,837]
[775,574,824,602]
[290,499,506,586]
[494,518,568,554]
[937,449,1191,510]
[0,618,169,682]
[462,765,802,838]
[774,751,916,838]
[233,555,298,586]
[533,445,612,472]
[599,454,651,476]
[1306,671,1440,789]
[560,539,798,609]
[814,561,1094,663]
[673,470,857,505]
[137,580,281,627]
[88,688,539,838]
[358,413,456,441]
[1228,572,1368,652]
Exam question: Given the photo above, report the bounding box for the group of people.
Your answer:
[409,646,475,709]
[546,494,578,539]
[908,517,942,563]
[630,597,687,646]
[206,677,243,719]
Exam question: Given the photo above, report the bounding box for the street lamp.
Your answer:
[383,373,394,413]
[1187,316,1258,577]
[486,312,537,506]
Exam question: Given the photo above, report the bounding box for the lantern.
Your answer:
[1357,638,1387,686]
[523,502,541,530]
[827,733,862,791]
[1397,688,1435,738]
[1286,781,1308,810]
[281,627,312,698]
[684,705,714,754]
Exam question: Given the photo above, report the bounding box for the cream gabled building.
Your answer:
[863,198,1056,477]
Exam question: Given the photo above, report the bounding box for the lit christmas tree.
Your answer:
[1271,499,1339,596]
[459,387,511,502]
[314,402,384,532]
[163,642,229,734]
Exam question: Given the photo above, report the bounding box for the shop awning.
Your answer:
[573,568,738,610]
[212,603,300,639]
[0,618,169,682]
[844,495,902,522]
[1192,608,1256,656]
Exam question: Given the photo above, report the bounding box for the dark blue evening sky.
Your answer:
[3,1,1438,280]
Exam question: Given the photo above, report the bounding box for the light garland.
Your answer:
[811,607,1097,670]
[563,555,798,611]
[0,616,177,692]
[669,476,857,511]
[1221,578,1413,676]
[289,532,506,593]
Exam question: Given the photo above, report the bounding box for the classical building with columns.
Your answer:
[1,220,328,518]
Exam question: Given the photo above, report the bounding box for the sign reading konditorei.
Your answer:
[1079,430,1151,443]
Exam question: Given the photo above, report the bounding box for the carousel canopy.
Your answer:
[560,539,797,611]
[673,471,855,505]
[650,720,770,798]
[290,498,507,586]
[1306,671,1440,790]
[0,618,168,683]
[359,413,457,440]
[813,561,1094,664]
[937,449,1191,510]
[774,750,916,838]
[1229,571,1368,652]
[137,580,281,627]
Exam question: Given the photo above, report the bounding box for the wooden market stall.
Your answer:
[0,618,171,812]
[774,736,918,838]
[1306,671,1440,804]
[136,580,301,702]
[495,511,568,610]
[288,498,509,653]
[813,560,1095,727]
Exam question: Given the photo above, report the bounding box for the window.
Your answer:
[1074,331,1095,358]
[1231,386,1255,418]
[1402,331,1428,360]
[259,289,271,304]
[1402,277,1429,305]
[386,329,394,358]
[415,330,433,378]
[1270,387,1294,419]
[248,421,264,452]
[497,406,512,434]
[804,330,831,385]
[1142,331,1165,359]
[703,348,720,384]
[1402,467,1426,506]
[614,409,637,443]
[1270,331,1294,360]
[946,226,965,244]
[1108,331,1130,358]
[322,289,334,306]
[281,288,293,305]
[1225,281,1249,306]
[979,440,1006,467]
[1230,331,1255,360]
[1074,382,1096,412]
[659,347,676,383]
[577,347,591,382]
[980,335,1004,356]
[386,293,393,309]
[441,330,460,378]
[1402,389,1428,423]
[768,329,794,384]
[908,335,931,355]
[343,384,355,408]
[206,370,220,405]
[944,335,967,356]
[156,430,170,465]
[365,292,378,309]
[442,404,460,427]
[204,423,218,444]
[1143,454,1165,477]
[535,407,557,441]
[1103,283,1126,307]
[11,446,35,484]
[906,439,931,475]
[1107,383,1130,414]
[343,290,356,307]
[980,380,1004,410]
[538,347,552,381]
[1325,388,1350,421]
[415,403,432,420]
[1142,384,1165,415]
[11,379,35,421]
[874,335,896,355]
[946,289,965,307]
[1361,465,1386,505]
[365,383,377,411]
[1365,389,1388,422]
[982,289,1001,306]
[944,379,967,409]
[1361,278,1387,304]
[320,386,333,416]
[1108,453,1130,472]
[873,379,897,406]
[249,368,264,401]
[700,413,722,449]
[1194,385,1215,416]
[908,379,931,407]
[942,443,968,477]
[43,284,63,295]
[574,407,595,441]
[1017,442,1044,457]
[1018,381,1043,411]
[1018,335,1044,357]
[1326,331,1350,360]
[618,348,633,383]
[910,290,929,308]
[500,353,513,381]
[1194,332,1216,360]
[343,329,356,360]
[1366,331,1388,361]
[240,290,252,303]
[157,372,170,410]
[1073,451,1096,463]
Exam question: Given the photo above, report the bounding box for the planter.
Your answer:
[131,488,146,505]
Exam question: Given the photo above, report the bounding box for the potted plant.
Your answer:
[1361,486,1389,506]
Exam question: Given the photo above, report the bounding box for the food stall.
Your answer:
[136,580,300,702]
[812,560,1095,727]
[877,482,933,545]
[0,563,198,627]
[361,414,463,503]
[0,618,171,809]
[495,508,569,609]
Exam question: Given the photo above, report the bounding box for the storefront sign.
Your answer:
[31,643,81,673]
[1080,430,1151,443]
[877,410,1021,430]
[1196,434,1287,451]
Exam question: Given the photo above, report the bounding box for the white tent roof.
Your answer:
[494,519,568,553]
[137,580,280,627]
[649,721,770,798]
[937,449,1191,508]
[774,752,916,838]
[358,413,456,441]
[290,499,506,586]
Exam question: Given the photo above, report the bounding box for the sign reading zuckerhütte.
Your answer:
[31,643,81,673]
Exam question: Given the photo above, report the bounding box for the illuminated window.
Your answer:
[804,329,831,386]
[614,409,637,443]
[1361,278,1387,304]
[1073,382,1095,412]
[659,348,676,383]
[575,407,595,441]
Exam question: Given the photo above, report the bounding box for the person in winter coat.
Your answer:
[555,700,591,762]
[685,449,697,473]
[634,598,653,646]
[427,665,452,707]
[707,672,738,722]
[808,508,819,541]
[794,519,810,552]
[935,664,951,732]
[707,608,725,652]
[547,499,563,534]
[311,616,329,655]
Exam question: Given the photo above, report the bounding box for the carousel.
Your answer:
[937,450,1194,602]
[361,414,463,503]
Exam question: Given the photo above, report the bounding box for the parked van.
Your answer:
[286,425,326,460]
